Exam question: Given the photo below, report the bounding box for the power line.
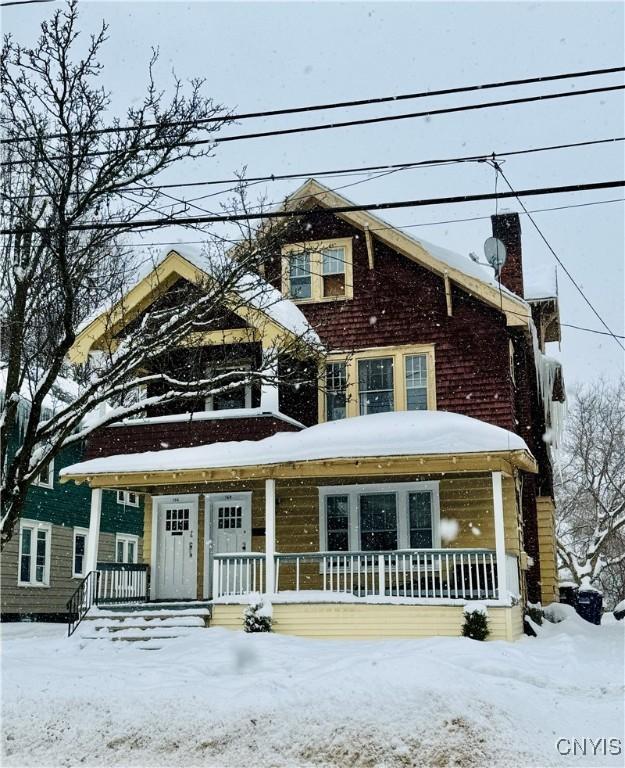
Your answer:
[8,136,622,201]
[4,179,624,235]
[3,84,624,167]
[109,197,625,249]
[5,65,624,143]
[0,0,57,6]
[494,165,625,352]
[562,323,625,339]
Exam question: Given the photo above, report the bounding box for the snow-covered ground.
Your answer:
[2,610,624,767]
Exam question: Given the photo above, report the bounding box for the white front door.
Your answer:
[154,496,198,600]
[207,493,252,596]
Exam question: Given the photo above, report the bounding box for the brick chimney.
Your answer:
[491,212,524,298]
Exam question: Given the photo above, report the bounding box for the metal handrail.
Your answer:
[66,570,100,637]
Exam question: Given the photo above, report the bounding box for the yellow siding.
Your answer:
[211,602,523,641]
[536,496,559,605]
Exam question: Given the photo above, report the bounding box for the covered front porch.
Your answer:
[61,411,535,639]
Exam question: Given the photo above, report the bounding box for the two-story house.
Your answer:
[60,179,564,640]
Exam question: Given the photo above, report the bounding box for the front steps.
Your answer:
[76,602,211,649]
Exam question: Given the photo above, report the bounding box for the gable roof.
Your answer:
[69,245,321,363]
[279,179,532,328]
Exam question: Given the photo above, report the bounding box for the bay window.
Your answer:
[319,482,440,552]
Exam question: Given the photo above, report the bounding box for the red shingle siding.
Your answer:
[84,417,301,459]
[279,211,516,430]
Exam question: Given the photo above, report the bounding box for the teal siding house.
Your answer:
[1,402,144,621]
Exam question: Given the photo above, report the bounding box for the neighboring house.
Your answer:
[60,179,565,640]
[0,372,144,621]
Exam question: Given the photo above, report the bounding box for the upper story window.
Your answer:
[33,458,54,489]
[321,346,436,421]
[117,490,139,507]
[282,238,353,303]
[206,361,252,411]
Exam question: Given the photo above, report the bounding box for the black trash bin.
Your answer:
[559,585,579,608]
[576,589,603,625]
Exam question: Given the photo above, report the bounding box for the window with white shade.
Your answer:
[321,247,346,298]
[18,520,51,586]
[283,238,353,302]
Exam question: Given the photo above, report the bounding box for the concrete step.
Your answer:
[81,626,198,641]
[97,601,211,613]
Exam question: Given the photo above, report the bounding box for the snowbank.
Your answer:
[2,612,623,767]
[61,409,531,477]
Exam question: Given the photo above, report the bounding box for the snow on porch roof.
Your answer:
[60,410,533,480]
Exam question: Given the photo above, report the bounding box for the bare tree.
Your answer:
[555,379,625,606]
[0,2,321,546]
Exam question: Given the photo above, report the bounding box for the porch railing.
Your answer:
[212,553,265,599]
[96,563,150,604]
[213,549,504,601]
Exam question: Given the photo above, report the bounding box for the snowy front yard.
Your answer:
[2,612,624,767]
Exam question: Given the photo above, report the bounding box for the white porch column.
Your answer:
[260,343,279,412]
[265,479,276,594]
[85,488,102,573]
[491,471,508,601]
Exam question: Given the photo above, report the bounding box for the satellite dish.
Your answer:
[484,237,507,276]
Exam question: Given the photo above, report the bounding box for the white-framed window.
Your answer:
[319,482,440,552]
[33,458,54,489]
[72,527,89,578]
[282,238,353,303]
[405,354,428,411]
[116,534,139,564]
[18,519,51,586]
[117,490,139,507]
[205,361,253,411]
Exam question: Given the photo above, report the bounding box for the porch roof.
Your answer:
[60,411,537,486]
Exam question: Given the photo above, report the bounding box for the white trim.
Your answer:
[115,533,139,564]
[318,481,441,552]
[72,527,89,578]
[203,491,253,599]
[116,490,139,507]
[492,471,508,601]
[86,489,102,573]
[33,457,54,489]
[265,479,276,593]
[17,519,52,587]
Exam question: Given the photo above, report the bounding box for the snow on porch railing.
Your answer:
[96,563,149,603]
[275,550,499,600]
[212,553,265,599]
[212,550,505,600]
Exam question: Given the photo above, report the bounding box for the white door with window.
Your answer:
[206,493,252,596]
[153,496,198,600]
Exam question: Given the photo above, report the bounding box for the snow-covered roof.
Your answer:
[0,364,80,416]
[61,410,531,478]
[76,244,321,349]
[524,265,558,301]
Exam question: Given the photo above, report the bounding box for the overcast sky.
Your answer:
[4,0,624,387]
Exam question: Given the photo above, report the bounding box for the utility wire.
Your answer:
[561,323,625,339]
[3,84,624,166]
[6,136,622,201]
[494,166,625,352]
[0,0,57,6]
[4,65,624,143]
[4,179,624,235]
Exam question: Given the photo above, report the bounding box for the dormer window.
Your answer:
[282,238,353,303]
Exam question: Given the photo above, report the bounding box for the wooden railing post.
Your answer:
[377,554,386,596]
